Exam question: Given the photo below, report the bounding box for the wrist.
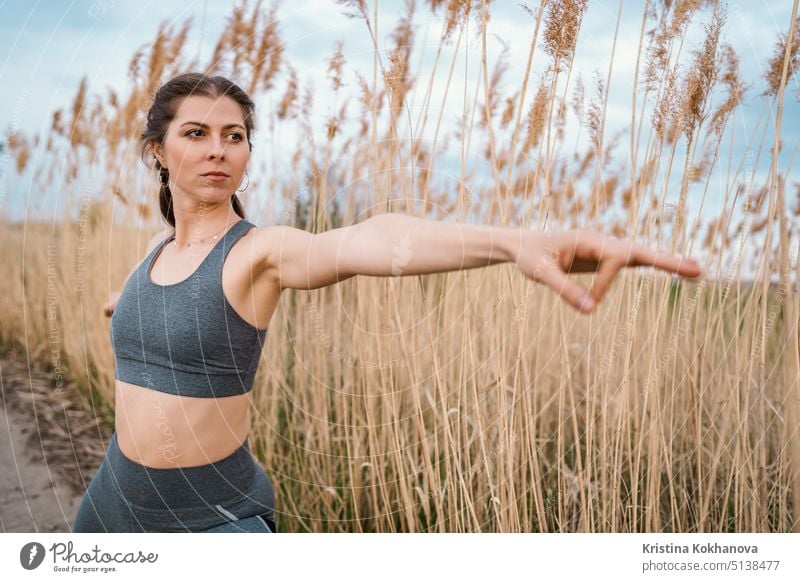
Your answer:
[500,227,535,265]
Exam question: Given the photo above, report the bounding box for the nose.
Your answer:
[207,135,226,160]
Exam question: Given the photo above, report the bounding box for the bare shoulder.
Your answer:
[249,224,312,272]
[248,223,359,291]
[146,227,174,254]
[119,227,174,289]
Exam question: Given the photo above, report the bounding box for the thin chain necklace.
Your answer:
[172,219,237,248]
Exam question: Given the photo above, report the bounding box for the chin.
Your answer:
[197,180,230,190]
[194,189,234,202]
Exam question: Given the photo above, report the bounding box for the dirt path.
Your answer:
[0,403,81,532]
[0,348,110,533]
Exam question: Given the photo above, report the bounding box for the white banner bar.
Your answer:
[2,533,798,581]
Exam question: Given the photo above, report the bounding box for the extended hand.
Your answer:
[514,229,703,313]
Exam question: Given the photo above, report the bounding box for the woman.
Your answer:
[72,72,703,534]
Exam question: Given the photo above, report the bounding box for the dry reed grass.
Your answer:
[1,0,799,532]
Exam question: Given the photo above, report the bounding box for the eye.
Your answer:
[229,132,244,142]
[185,128,203,137]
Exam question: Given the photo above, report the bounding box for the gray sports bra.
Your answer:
[110,219,268,398]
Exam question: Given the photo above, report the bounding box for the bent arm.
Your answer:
[103,228,174,316]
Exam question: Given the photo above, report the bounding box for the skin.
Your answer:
[514,229,703,313]
[107,94,703,469]
[151,94,250,244]
[113,94,263,468]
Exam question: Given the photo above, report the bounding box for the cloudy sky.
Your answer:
[1,0,797,278]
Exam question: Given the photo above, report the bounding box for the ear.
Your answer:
[152,143,165,167]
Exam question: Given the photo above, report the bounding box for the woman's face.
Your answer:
[154,94,250,204]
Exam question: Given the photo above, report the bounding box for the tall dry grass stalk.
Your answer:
[1,0,799,531]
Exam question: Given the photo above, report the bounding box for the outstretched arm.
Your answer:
[260,212,703,313]
[340,212,516,276]
[258,212,516,291]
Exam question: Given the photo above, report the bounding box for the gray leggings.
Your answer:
[72,432,277,533]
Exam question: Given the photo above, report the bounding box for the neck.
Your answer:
[171,204,240,248]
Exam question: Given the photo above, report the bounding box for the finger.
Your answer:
[630,246,703,278]
[537,264,596,313]
[588,258,624,304]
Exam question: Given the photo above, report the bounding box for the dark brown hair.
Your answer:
[140,73,255,227]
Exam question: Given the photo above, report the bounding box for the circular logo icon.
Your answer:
[20,542,46,570]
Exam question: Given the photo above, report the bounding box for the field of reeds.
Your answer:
[1,0,799,532]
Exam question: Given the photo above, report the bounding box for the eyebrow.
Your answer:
[179,122,246,131]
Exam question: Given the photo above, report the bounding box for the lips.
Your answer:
[202,172,229,177]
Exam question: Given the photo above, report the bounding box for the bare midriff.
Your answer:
[113,224,278,469]
[114,379,251,468]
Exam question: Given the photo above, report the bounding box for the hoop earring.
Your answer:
[236,171,250,193]
[159,167,169,187]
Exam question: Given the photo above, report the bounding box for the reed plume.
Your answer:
[764,15,800,96]
[542,0,589,72]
